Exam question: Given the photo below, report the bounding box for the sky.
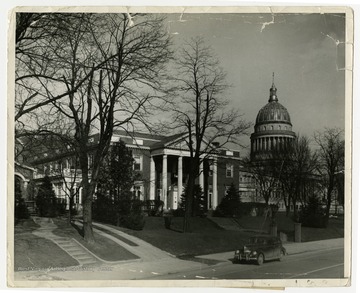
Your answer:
[165,13,346,149]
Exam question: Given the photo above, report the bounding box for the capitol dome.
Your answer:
[255,96,292,126]
[250,75,296,159]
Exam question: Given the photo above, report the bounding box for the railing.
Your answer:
[33,168,85,179]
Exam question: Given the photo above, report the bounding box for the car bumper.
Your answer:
[234,254,258,262]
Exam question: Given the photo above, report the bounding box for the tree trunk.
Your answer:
[324,179,335,227]
[285,205,290,217]
[183,178,195,233]
[68,196,73,224]
[82,182,95,243]
[83,202,94,242]
[183,161,197,233]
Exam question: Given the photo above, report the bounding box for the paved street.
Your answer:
[142,248,344,280]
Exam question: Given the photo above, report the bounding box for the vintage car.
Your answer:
[233,235,286,265]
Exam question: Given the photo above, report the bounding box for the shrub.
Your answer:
[214,183,241,217]
[35,176,58,217]
[92,193,117,224]
[240,202,268,217]
[299,195,327,228]
[172,208,185,217]
[179,184,206,217]
[92,193,146,230]
[15,198,29,219]
[212,207,225,217]
[56,200,67,216]
[123,213,145,230]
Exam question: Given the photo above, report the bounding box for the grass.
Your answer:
[14,219,78,271]
[227,212,344,242]
[99,217,256,257]
[96,213,344,257]
[52,217,139,262]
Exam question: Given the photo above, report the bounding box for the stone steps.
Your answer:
[52,238,98,266]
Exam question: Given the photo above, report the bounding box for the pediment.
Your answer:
[165,133,213,153]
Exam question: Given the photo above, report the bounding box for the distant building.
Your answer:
[250,77,296,160]
[25,130,242,211]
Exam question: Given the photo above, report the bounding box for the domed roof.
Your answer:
[256,102,292,125]
[255,81,292,126]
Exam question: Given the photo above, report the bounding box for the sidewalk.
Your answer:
[90,221,175,262]
[196,238,344,263]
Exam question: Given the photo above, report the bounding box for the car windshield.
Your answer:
[248,237,261,244]
[248,237,270,245]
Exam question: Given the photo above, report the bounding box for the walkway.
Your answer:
[32,217,99,266]
[85,221,174,262]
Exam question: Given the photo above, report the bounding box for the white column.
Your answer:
[162,154,168,208]
[212,158,218,208]
[199,160,204,190]
[150,156,155,200]
[79,187,82,206]
[177,156,183,199]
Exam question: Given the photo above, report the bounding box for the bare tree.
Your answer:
[58,153,82,224]
[314,128,345,224]
[17,13,172,243]
[280,135,318,218]
[243,152,283,206]
[168,37,250,232]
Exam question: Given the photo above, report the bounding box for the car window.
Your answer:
[249,237,260,244]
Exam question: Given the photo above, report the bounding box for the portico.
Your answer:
[149,148,218,210]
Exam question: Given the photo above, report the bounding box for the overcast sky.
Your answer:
[165,13,346,148]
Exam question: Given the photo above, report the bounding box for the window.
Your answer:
[226,164,233,178]
[88,154,94,168]
[209,165,213,176]
[132,184,143,200]
[226,150,234,156]
[133,155,143,171]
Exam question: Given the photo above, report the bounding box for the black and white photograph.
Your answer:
[8,6,353,288]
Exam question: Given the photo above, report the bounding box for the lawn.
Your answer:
[14,219,79,271]
[230,212,344,242]
[97,213,344,257]
[100,217,256,257]
[52,217,139,262]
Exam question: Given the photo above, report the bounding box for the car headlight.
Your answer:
[235,250,240,254]
[250,251,257,256]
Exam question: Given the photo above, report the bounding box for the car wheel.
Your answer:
[256,253,264,265]
[279,250,285,261]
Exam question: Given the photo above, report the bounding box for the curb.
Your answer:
[196,238,344,262]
